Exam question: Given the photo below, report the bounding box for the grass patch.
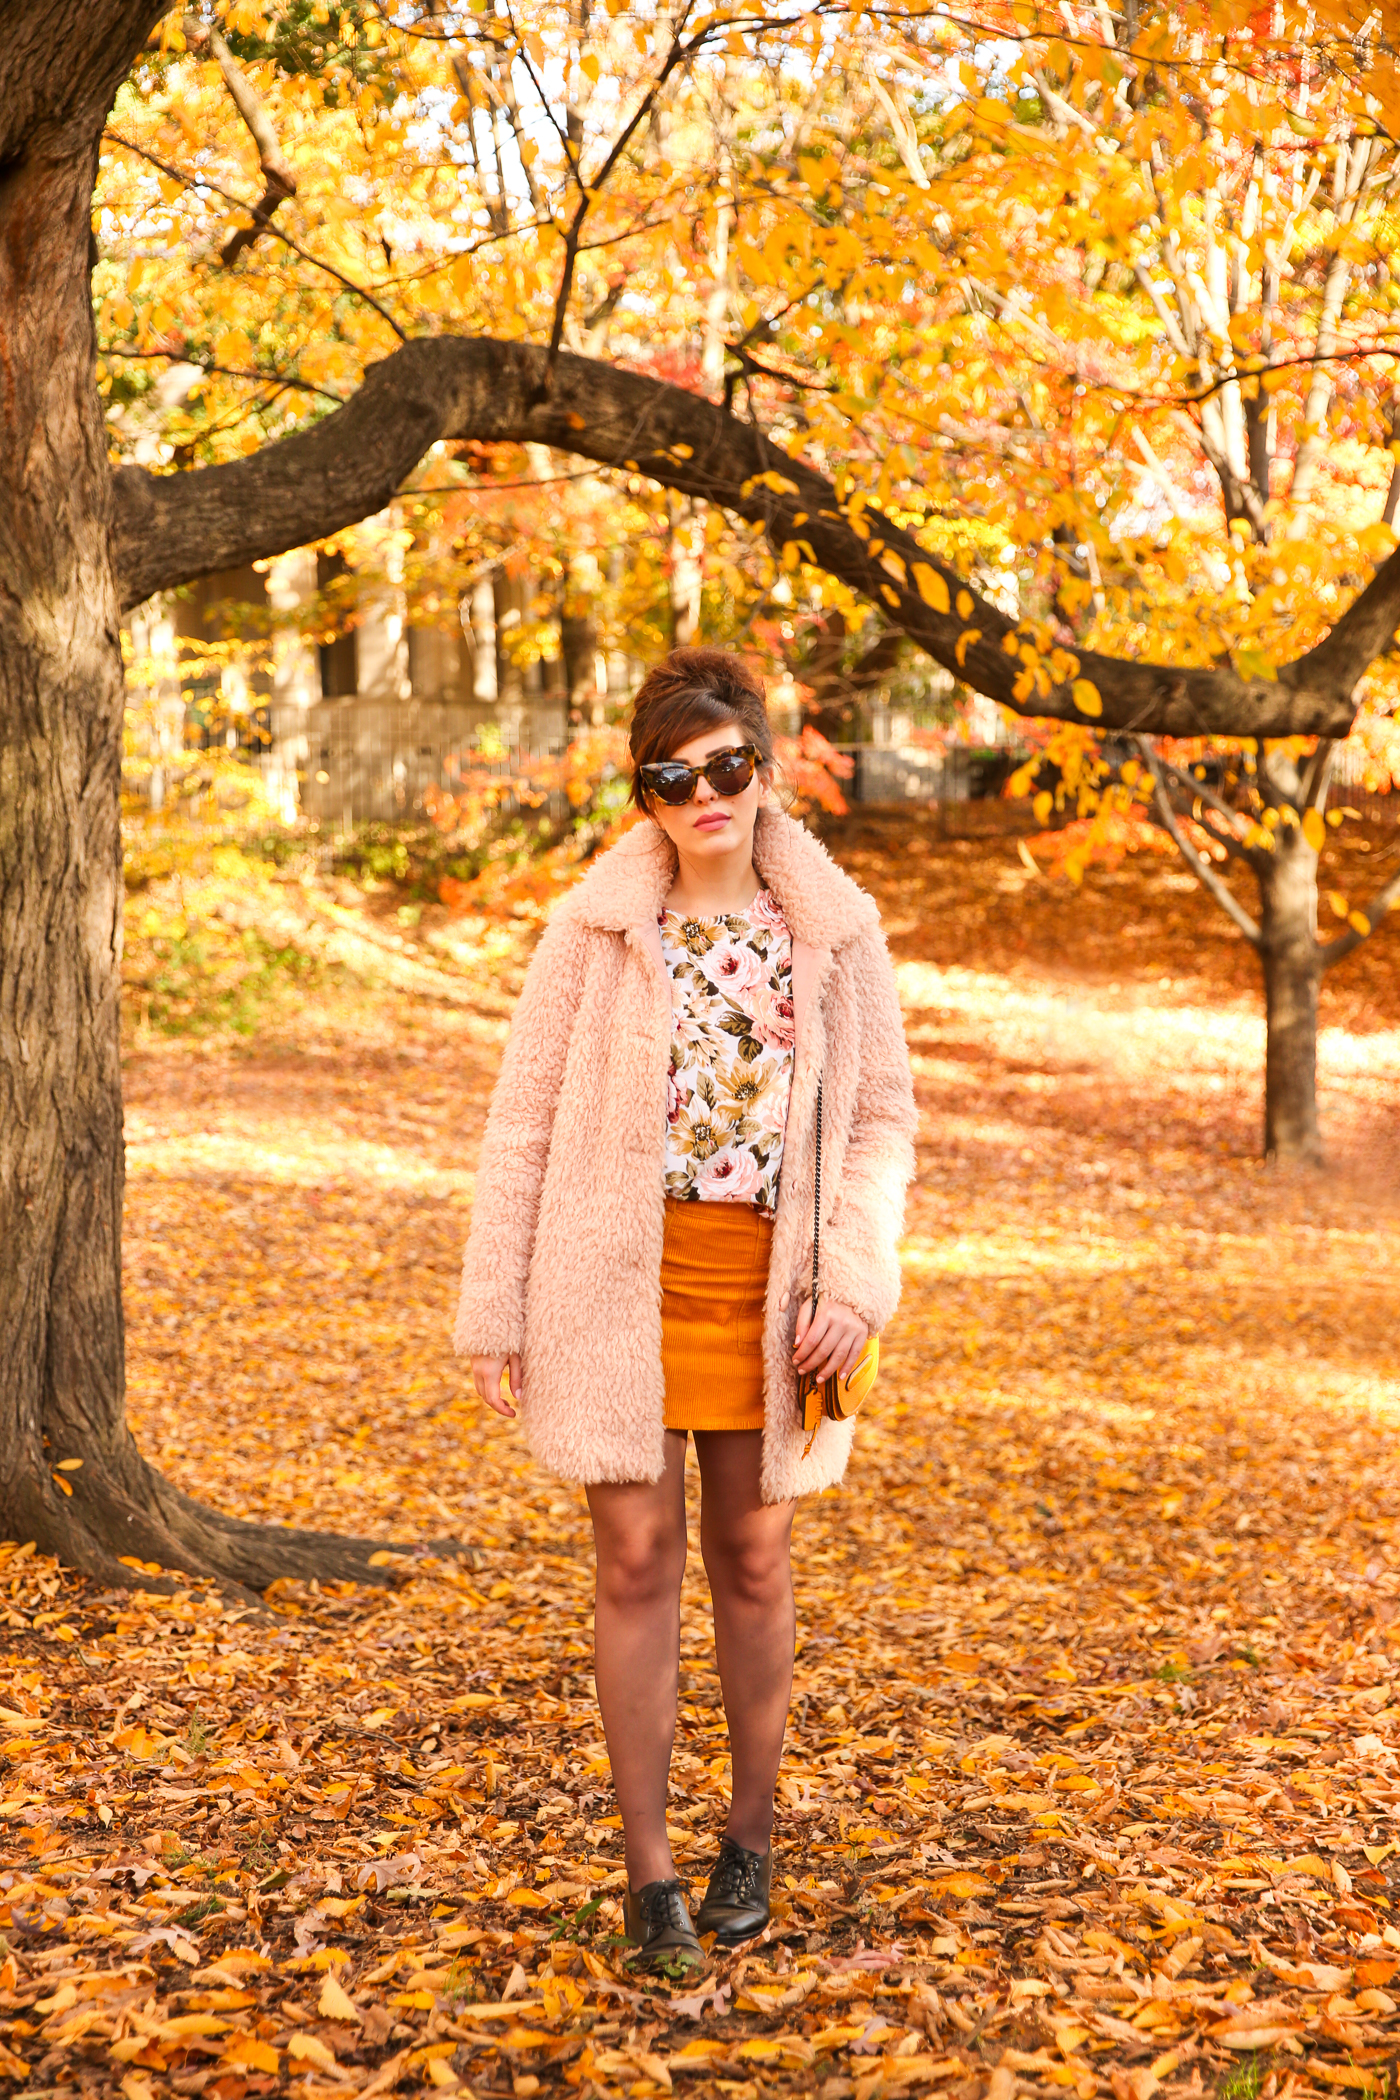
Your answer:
[128,925,350,1037]
[1216,2054,1269,2100]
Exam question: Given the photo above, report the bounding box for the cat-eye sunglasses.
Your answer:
[636,743,762,807]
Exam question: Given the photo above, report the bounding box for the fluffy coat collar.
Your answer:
[558,806,878,951]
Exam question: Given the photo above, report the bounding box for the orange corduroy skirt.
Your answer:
[660,1197,773,1434]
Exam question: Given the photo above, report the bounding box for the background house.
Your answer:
[123,520,1013,828]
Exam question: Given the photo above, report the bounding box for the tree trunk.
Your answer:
[1257,826,1324,1164]
[560,565,598,726]
[0,42,435,1594]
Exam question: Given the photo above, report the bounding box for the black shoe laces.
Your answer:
[640,1879,693,1937]
[709,1841,765,1907]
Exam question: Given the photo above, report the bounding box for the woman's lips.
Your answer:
[693,811,729,831]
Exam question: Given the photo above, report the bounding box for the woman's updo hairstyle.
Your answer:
[628,647,775,812]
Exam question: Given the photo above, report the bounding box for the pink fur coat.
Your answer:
[453,807,917,1502]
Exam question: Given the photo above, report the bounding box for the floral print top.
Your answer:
[660,889,795,1214]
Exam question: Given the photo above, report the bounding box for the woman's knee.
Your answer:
[702,1528,793,1610]
[595,1518,686,1605]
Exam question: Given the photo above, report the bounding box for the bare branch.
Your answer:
[1298,739,1336,811]
[1151,756,1263,865]
[1030,66,1098,140]
[1132,263,1192,358]
[1148,342,1400,409]
[1137,739,1263,945]
[1319,861,1400,968]
[866,67,930,187]
[539,5,698,393]
[102,345,345,405]
[1155,750,1257,830]
[1288,134,1391,521]
[1130,426,1188,519]
[182,14,296,264]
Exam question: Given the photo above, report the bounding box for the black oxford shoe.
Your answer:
[623,1877,703,1969]
[696,1836,771,1946]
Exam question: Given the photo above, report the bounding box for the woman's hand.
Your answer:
[471,1353,522,1419]
[793,1299,868,1383]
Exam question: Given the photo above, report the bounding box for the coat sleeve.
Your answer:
[814,926,917,1335]
[453,912,586,1360]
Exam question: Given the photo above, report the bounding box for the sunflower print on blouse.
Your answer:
[659,890,795,1214]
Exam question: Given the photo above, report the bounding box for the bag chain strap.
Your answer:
[810,1076,823,1313]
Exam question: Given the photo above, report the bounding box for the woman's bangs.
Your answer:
[652,695,749,762]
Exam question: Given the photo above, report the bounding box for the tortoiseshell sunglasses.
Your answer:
[637,744,762,806]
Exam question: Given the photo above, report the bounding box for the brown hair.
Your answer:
[628,647,774,810]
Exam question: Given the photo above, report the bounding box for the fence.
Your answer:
[831,742,1021,808]
[287,709,1025,834]
[1331,741,1397,825]
[167,692,1394,835]
[296,698,569,833]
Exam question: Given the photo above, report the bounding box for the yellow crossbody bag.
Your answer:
[797,1078,879,1452]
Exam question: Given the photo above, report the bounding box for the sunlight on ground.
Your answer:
[122,865,1400,1609]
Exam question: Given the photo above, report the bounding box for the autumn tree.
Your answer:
[5,0,1400,1586]
[656,0,1400,1162]
[905,1,1400,1163]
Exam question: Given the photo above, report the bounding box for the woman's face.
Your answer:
[645,721,771,867]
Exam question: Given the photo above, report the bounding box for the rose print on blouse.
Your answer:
[659,891,794,1215]
[710,940,765,998]
[747,887,789,935]
[746,980,795,1051]
[694,1148,765,1202]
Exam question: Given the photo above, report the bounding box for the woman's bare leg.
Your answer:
[586,1431,689,1890]
[694,1429,796,1855]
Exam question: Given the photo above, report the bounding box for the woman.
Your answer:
[456,648,916,1967]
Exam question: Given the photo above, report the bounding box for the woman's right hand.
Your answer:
[471,1353,522,1419]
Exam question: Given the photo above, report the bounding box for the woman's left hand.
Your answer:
[793,1298,869,1382]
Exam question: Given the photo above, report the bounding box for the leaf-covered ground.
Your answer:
[5,811,1400,2100]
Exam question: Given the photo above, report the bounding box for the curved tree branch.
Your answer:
[1151,753,1266,867]
[0,0,170,164]
[1293,544,1400,694]
[112,335,1383,739]
[1137,738,1263,947]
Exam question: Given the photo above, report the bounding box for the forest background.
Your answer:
[3,3,1400,2098]
[100,0,1400,1174]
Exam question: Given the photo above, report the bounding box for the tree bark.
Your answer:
[1,7,148,1586]
[1257,828,1324,1165]
[0,6,442,1593]
[560,570,599,723]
